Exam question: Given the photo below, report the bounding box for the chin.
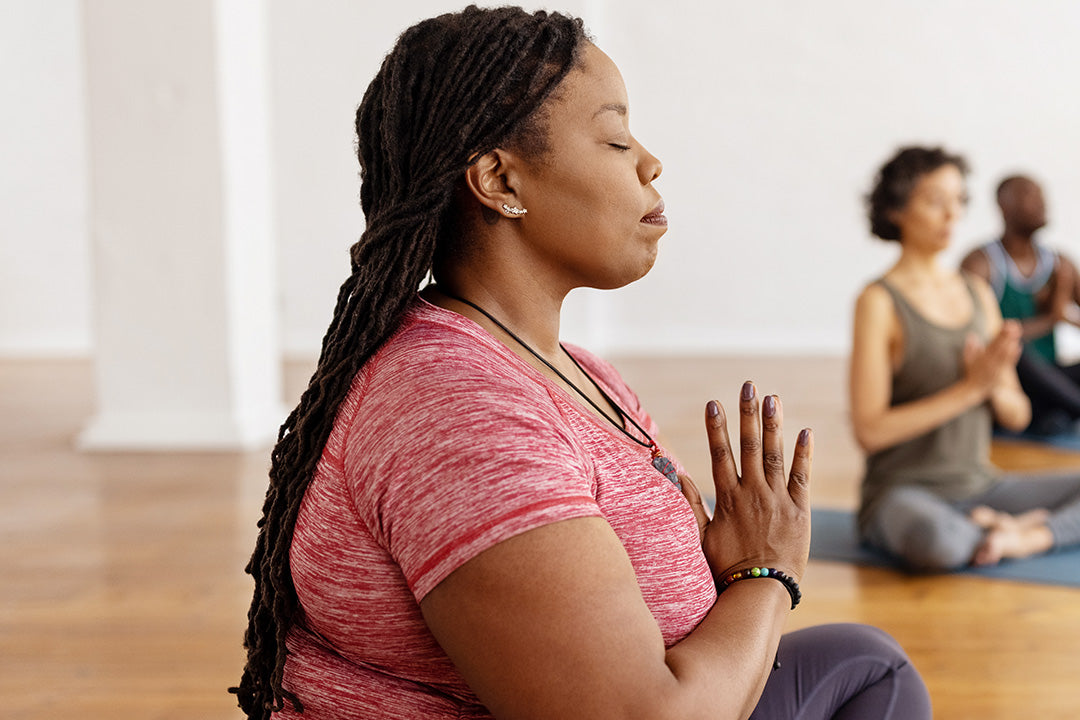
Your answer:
[622,257,659,288]
[590,261,656,291]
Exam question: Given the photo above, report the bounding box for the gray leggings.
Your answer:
[862,475,1080,571]
[752,624,931,719]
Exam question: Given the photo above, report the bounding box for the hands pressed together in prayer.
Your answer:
[679,381,813,588]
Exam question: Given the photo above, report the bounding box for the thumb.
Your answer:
[679,473,710,540]
[962,332,981,365]
[999,319,1022,341]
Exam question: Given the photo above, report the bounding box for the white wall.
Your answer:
[266,0,594,354]
[0,0,90,355]
[603,1,1080,354]
[76,0,283,451]
[5,1,1080,358]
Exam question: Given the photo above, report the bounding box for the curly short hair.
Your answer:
[866,146,969,241]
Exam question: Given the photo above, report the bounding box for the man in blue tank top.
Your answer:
[961,175,1080,435]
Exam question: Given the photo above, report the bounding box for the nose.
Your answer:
[945,198,964,221]
[639,143,662,184]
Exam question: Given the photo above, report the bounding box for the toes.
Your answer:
[969,506,1000,529]
[1016,508,1050,528]
[972,532,1004,566]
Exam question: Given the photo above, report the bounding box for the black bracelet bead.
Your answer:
[716,567,801,610]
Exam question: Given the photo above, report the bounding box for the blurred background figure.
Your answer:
[962,175,1080,436]
[849,146,1080,572]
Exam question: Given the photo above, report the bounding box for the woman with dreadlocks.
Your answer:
[233,6,930,719]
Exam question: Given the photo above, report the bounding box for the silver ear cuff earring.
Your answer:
[501,203,528,216]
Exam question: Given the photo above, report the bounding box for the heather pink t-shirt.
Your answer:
[277,298,716,719]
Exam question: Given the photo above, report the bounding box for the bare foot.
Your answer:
[972,522,1054,566]
[1014,508,1051,528]
[969,506,1050,530]
[969,505,1001,529]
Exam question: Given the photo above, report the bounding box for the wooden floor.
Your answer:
[2,357,1079,719]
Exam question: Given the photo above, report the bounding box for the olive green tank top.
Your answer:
[858,275,998,530]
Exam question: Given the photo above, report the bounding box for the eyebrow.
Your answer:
[593,102,627,119]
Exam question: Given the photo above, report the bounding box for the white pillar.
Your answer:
[79,0,284,450]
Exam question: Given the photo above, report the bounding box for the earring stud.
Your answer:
[501,203,528,216]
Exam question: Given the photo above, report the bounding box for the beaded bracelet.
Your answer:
[717,567,802,610]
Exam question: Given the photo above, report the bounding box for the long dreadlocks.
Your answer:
[230,7,587,717]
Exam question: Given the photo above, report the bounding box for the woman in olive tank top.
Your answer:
[849,146,1080,571]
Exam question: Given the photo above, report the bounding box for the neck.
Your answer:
[1001,229,1036,255]
[893,244,944,278]
[426,272,566,359]
[426,276,669,464]
[430,209,585,357]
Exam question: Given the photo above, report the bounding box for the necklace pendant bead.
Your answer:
[652,455,679,486]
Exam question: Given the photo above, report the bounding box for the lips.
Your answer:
[641,199,667,226]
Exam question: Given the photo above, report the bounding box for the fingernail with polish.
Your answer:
[741,381,754,401]
[763,395,776,418]
[707,400,719,417]
[798,428,811,446]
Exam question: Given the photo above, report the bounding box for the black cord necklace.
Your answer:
[437,288,681,487]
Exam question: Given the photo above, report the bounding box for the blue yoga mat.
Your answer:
[810,507,1080,587]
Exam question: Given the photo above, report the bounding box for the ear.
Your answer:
[886,206,904,227]
[463,149,528,219]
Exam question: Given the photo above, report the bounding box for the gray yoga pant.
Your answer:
[862,475,1080,571]
[751,623,931,719]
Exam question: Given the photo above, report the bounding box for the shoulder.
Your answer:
[853,276,916,345]
[964,269,993,294]
[341,305,593,498]
[960,244,992,275]
[338,304,566,452]
[961,269,994,297]
[961,242,992,258]
[962,270,1002,322]
[1053,249,1077,274]
[854,280,894,315]
[563,343,642,414]
[852,281,899,348]
[563,343,626,390]
[375,302,539,393]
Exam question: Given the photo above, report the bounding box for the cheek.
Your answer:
[531,157,643,237]
[535,168,593,217]
[544,185,621,233]
[911,208,940,229]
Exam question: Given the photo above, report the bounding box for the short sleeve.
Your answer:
[342,327,604,601]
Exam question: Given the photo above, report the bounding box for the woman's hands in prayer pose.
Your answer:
[680,381,812,585]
